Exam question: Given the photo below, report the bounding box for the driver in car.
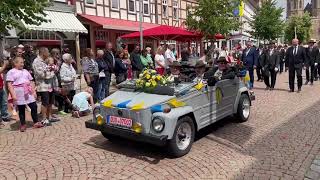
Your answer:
[204,57,237,86]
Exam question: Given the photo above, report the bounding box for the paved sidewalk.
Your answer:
[1,72,320,179]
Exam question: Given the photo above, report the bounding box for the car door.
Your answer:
[216,78,239,118]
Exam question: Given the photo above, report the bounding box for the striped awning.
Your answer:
[23,10,87,33]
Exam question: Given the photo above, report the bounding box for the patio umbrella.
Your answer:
[120,25,201,41]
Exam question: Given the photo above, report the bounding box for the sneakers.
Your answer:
[72,111,80,118]
[49,116,60,123]
[41,119,52,126]
[58,111,68,115]
[20,125,27,132]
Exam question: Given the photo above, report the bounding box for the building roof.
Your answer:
[78,14,159,31]
[22,10,88,33]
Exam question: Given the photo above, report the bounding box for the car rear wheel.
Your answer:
[236,94,251,122]
[168,116,195,157]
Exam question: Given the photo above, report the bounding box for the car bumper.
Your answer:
[85,120,168,146]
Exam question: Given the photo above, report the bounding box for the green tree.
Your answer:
[249,0,284,42]
[186,0,241,39]
[0,0,51,36]
[284,13,312,43]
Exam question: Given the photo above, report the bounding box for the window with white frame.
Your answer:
[162,0,168,18]
[111,0,119,10]
[128,0,136,13]
[54,0,66,2]
[173,0,178,19]
[143,0,150,15]
[86,0,95,6]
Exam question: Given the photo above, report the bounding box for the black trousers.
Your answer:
[89,75,100,102]
[314,65,320,79]
[279,61,284,73]
[256,66,263,80]
[289,67,302,91]
[18,102,38,125]
[264,69,277,88]
[306,65,315,83]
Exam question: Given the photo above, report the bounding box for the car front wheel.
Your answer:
[236,94,251,122]
[168,116,195,157]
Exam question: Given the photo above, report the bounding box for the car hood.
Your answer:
[102,90,175,109]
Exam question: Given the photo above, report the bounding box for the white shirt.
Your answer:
[165,49,176,67]
[155,54,166,69]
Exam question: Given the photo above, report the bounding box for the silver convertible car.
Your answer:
[85,78,255,157]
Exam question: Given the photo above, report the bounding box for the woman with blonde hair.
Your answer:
[154,46,166,75]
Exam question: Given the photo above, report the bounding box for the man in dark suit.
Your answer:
[305,39,317,85]
[241,41,257,89]
[256,45,264,82]
[277,45,286,74]
[103,42,115,96]
[314,41,320,81]
[261,42,280,90]
[285,39,306,93]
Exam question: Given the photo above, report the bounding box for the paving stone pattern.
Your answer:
[1,72,320,179]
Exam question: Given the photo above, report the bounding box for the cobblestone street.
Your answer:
[1,72,320,180]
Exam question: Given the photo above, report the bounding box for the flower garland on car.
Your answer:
[135,69,170,91]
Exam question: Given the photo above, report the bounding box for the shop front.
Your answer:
[21,10,87,70]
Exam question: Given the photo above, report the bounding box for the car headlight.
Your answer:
[152,117,165,133]
[93,106,100,117]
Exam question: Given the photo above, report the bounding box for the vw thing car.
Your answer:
[85,78,255,157]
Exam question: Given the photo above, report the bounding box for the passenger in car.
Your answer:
[193,61,206,83]
[167,61,182,84]
[204,57,237,86]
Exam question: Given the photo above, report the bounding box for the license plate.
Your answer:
[108,115,132,128]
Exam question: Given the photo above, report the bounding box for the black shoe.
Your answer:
[305,81,309,85]
[298,88,301,93]
[315,78,318,81]
[289,89,294,93]
[311,82,314,85]
[265,86,270,90]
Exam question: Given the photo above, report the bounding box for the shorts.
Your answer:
[39,91,54,106]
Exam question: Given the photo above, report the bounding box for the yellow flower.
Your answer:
[152,75,156,80]
[151,80,157,87]
[156,75,161,80]
[146,74,151,80]
[145,82,151,87]
[151,70,157,74]
[143,70,148,75]
[139,73,143,78]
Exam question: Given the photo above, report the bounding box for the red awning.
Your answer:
[78,14,158,31]
[120,25,202,41]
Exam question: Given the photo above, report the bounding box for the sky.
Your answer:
[276,0,311,19]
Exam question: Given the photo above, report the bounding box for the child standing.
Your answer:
[6,57,43,132]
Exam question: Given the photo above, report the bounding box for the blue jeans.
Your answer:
[97,77,106,102]
[0,89,10,121]
[247,66,254,89]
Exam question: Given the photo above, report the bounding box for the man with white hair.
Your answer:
[285,39,306,93]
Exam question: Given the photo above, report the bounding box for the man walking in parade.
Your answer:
[278,45,286,74]
[241,41,257,89]
[305,39,317,85]
[285,39,306,93]
[256,45,264,82]
[261,42,280,91]
[314,41,320,81]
